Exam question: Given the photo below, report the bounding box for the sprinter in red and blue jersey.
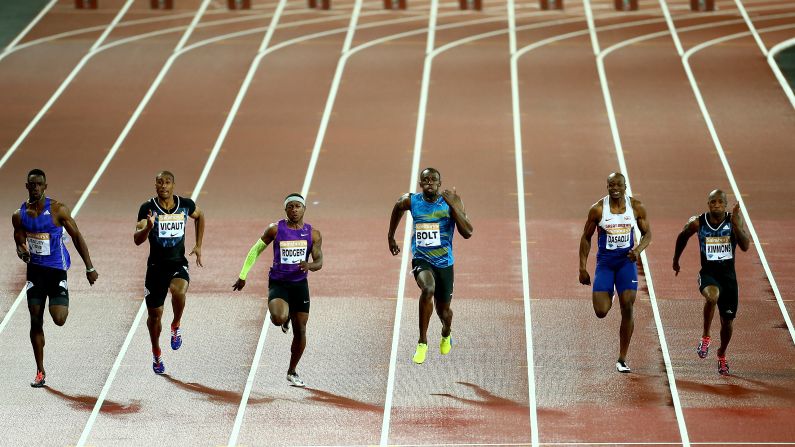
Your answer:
[388,168,473,365]
[12,169,98,387]
[579,173,651,373]
[233,193,323,388]
[673,189,750,376]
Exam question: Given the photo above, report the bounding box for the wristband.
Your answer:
[86,267,96,273]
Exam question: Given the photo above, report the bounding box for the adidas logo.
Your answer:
[43,210,50,215]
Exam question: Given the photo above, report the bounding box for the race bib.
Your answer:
[157,213,185,239]
[27,233,51,256]
[415,222,441,248]
[604,224,632,250]
[280,240,308,265]
[705,236,733,261]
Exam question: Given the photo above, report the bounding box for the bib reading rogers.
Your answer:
[705,236,733,261]
[604,224,632,250]
[280,240,308,264]
[415,222,441,248]
[158,213,185,239]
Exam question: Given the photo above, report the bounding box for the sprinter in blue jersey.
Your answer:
[388,168,473,364]
[135,171,204,374]
[579,173,651,373]
[12,169,98,387]
[673,190,749,376]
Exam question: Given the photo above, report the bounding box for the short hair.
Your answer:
[421,167,441,180]
[157,170,175,182]
[27,169,46,182]
[607,172,625,183]
[708,189,727,201]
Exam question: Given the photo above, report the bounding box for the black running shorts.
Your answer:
[26,264,69,307]
[698,269,738,320]
[268,279,310,314]
[145,261,190,308]
[411,258,454,303]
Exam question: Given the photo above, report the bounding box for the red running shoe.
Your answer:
[718,356,730,376]
[697,336,710,359]
[31,371,46,388]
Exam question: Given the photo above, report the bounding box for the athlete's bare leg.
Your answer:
[617,289,636,363]
[268,298,289,326]
[592,291,613,318]
[288,312,309,374]
[717,315,733,357]
[29,304,46,374]
[700,285,719,338]
[146,306,164,353]
[435,300,453,338]
[416,270,435,344]
[169,278,188,328]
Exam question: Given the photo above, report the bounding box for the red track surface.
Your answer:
[1,0,794,445]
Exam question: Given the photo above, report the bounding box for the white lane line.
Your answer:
[733,0,769,56]
[584,1,690,445]
[656,0,683,56]
[507,1,538,446]
[0,0,135,336]
[74,3,213,446]
[768,36,795,109]
[680,22,795,346]
[380,1,438,444]
[0,0,57,61]
[0,0,136,171]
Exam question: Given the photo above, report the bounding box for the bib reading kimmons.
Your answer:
[157,213,186,239]
[415,222,441,248]
[705,236,733,261]
[280,240,308,265]
[27,232,51,256]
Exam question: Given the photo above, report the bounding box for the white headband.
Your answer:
[284,195,305,207]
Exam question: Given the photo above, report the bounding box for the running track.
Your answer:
[0,0,794,445]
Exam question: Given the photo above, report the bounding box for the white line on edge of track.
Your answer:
[0,0,57,61]
[74,2,213,446]
[767,36,795,110]
[584,1,691,445]
[507,0,539,446]
[733,0,769,56]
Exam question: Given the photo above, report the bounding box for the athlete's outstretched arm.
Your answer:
[673,217,699,275]
[11,211,30,263]
[233,224,277,291]
[730,203,751,252]
[189,206,205,267]
[628,198,652,262]
[134,210,155,246]
[388,194,411,256]
[441,187,473,239]
[300,229,323,273]
[579,203,600,285]
[57,202,98,285]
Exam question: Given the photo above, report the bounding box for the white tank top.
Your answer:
[598,195,637,251]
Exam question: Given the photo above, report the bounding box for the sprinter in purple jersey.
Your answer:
[579,173,651,373]
[673,190,750,376]
[388,168,473,365]
[233,193,323,387]
[12,169,98,387]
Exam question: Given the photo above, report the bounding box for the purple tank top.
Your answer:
[269,219,313,282]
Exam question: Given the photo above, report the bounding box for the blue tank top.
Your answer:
[269,219,313,282]
[409,193,455,268]
[20,198,71,271]
[698,212,736,272]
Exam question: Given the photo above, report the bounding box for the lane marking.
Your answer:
[75,3,214,446]
[733,0,769,56]
[584,2,690,445]
[0,0,136,171]
[0,0,57,62]
[381,1,439,445]
[507,0,539,446]
[768,36,795,109]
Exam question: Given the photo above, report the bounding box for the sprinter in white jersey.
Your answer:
[579,173,651,373]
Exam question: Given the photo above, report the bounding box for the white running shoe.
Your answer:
[615,360,631,373]
[286,372,305,387]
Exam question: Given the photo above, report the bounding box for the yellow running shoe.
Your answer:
[440,334,452,355]
[413,343,428,364]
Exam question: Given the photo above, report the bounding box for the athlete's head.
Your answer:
[284,193,305,223]
[155,171,175,200]
[419,167,441,199]
[26,169,47,202]
[707,189,727,215]
[606,172,626,199]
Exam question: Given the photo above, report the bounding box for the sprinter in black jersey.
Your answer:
[134,171,204,374]
[673,189,750,376]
